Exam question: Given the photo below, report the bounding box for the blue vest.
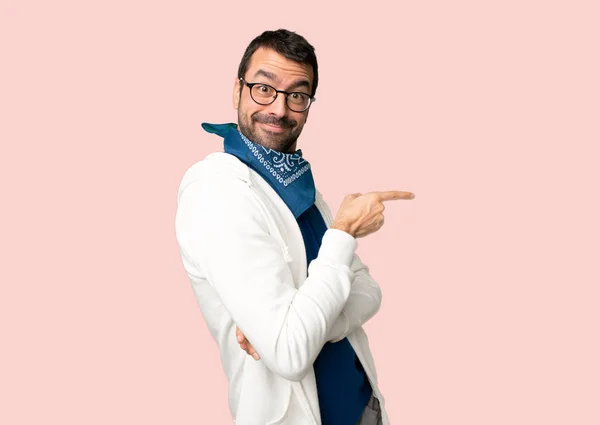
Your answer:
[202,123,372,425]
[298,205,373,425]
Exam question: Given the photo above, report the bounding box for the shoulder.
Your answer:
[176,152,268,225]
[178,152,252,197]
[176,153,270,234]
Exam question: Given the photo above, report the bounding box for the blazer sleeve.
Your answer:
[326,252,382,343]
[175,173,358,381]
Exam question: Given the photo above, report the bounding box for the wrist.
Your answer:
[331,221,355,237]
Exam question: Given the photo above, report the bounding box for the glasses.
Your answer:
[239,77,316,112]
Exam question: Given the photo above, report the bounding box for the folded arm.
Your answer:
[325,253,382,342]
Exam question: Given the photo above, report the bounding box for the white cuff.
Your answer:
[318,228,357,268]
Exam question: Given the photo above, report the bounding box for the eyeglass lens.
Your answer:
[250,84,311,111]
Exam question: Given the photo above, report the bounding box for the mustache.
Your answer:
[252,113,296,129]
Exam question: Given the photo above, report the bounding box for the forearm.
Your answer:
[326,254,382,342]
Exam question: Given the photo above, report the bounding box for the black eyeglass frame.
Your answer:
[239,77,316,112]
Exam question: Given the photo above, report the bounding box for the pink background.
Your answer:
[2,1,599,424]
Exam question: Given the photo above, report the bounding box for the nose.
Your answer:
[265,92,288,118]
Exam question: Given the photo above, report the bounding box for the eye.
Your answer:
[288,92,309,105]
[257,84,271,93]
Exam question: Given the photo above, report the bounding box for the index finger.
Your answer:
[375,190,415,201]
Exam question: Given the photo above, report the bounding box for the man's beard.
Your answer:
[238,110,303,153]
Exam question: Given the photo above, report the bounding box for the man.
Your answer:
[175,29,414,425]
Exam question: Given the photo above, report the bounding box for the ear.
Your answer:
[232,77,241,110]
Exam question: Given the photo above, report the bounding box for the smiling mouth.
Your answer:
[259,122,287,132]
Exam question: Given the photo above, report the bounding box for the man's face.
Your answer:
[233,47,314,153]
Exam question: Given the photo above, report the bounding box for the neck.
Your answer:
[238,129,299,154]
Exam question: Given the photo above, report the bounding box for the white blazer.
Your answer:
[175,151,390,425]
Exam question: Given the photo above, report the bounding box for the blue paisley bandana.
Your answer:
[201,122,316,218]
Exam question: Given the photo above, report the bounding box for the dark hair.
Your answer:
[237,29,319,97]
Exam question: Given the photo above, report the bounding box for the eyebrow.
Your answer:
[253,69,276,81]
[252,69,311,92]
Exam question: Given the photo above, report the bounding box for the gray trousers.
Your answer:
[355,392,383,425]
